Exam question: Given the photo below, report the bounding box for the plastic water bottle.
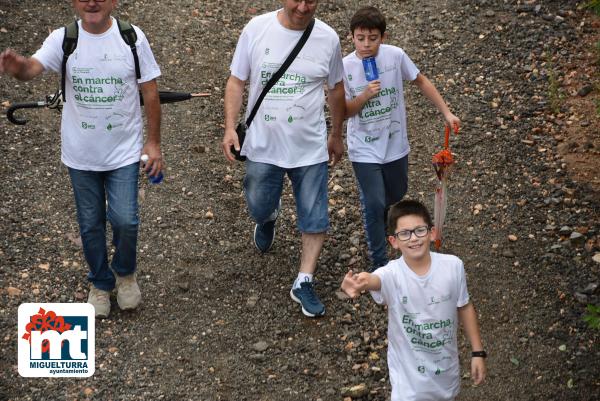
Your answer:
[362,56,379,81]
[140,154,163,184]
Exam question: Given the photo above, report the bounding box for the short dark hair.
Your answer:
[387,200,433,235]
[350,6,386,35]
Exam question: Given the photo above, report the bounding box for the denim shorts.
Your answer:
[244,160,329,233]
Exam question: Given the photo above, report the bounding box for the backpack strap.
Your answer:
[60,18,141,102]
[116,18,141,80]
[61,21,79,101]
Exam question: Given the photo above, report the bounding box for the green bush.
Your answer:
[583,304,600,330]
[584,0,600,14]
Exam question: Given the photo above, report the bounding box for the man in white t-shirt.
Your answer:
[341,200,486,401]
[221,0,345,317]
[343,7,461,272]
[0,0,162,318]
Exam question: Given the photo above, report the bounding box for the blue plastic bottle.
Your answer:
[140,154,163,184]
[362,56,379,81]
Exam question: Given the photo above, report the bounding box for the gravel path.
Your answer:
[1,1,598,400]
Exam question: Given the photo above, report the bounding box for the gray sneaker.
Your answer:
[88,286,111,318]
[115,273,141,311]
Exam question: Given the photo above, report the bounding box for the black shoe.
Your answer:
[253,200,281,253]
[253,220,276,253]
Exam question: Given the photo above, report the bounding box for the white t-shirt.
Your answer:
[230,10,344,168]
[371,252,470,401]
[343,45,419,164]
[33,17,161,171]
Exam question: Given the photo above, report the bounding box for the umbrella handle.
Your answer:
[6,101,47,125]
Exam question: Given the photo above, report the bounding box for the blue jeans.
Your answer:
[244,160,329,233]
[68,162,140,291]
[352,156,409,268]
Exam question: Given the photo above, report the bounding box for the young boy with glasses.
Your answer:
[343,6,460,271]
[341,200,486,401]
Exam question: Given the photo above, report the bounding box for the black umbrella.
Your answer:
[5,90,210,125]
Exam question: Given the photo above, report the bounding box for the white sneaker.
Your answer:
[88,286,111,318]
[115,273,142,310]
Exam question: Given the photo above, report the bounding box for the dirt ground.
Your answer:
[0,1,599,400]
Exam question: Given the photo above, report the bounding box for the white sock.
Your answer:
[293,273,313,289]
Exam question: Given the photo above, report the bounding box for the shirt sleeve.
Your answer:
[31,28,64,74]
[327,40,344,89]
[399,49,420,81]
[133,26,161,83]
[369,265,396,306]
[230,25,251,81]
[342,60,352,100]
[456,258,470,308]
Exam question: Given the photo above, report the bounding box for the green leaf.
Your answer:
[583,304,600,330]
[510,357,519,366]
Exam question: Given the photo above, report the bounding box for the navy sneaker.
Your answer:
[290,280,325,317]
[254,220,276,253]
[253,200,281,253]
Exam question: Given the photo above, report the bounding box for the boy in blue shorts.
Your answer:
[341,200,486,401]
[343,6,461,271]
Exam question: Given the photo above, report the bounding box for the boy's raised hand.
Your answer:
[341,270,360,298]
[341,270,367,298]
[471,357,486,386]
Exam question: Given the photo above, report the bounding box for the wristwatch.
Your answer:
[471,350,487,358]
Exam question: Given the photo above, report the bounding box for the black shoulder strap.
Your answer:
[245,19,315,127]
[61,21,78,101]
[116,18,141,80]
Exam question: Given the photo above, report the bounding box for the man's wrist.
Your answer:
[144,140,161,147]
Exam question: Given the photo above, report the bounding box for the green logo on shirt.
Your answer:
[288,116,294,123]
[364,135,380,143]
[81,121,95,130]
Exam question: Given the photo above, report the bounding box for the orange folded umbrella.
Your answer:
[432,124,458,250]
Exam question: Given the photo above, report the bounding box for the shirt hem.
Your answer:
[349,148,410,164]
[62,154,140,172]
[244,155,329,169]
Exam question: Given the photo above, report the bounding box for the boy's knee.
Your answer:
[364,197,386,215]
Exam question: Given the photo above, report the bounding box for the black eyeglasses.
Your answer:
[393,225,430,241]
[78,0,107,2]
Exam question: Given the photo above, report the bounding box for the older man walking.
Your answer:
[0,0,162,318]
